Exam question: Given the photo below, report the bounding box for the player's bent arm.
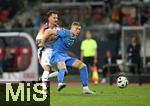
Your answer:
[56,29,67,37]
[94,49,98,65]
[41,29,57,46]
[36,27,45,46]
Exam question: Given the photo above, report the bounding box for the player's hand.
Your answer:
[50,34,57,40]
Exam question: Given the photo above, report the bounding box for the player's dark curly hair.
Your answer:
[47,10,59,17]
[41,10,59,24]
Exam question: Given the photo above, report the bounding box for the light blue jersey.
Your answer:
[50,29,77,65]
[52,29,89,87]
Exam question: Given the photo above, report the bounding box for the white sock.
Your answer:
[42,71,49,89]
[83,86,89,90]
[48,71,59,78]
[58,82,63,86]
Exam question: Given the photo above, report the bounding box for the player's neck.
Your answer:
[48,23,56,28]
[86,38,91,40]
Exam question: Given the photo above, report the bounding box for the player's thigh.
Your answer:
[57,61,67,69]
[39,51,52,71]
[42,65,51,72]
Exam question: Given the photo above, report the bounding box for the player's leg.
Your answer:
[66,58,96,94]
[48,71,59,78]
[39,70,58,81]
[41,65,51,90]
[39,50,52,93]
[57,61,67,91]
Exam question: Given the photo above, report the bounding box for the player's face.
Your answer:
[86,31,92,39]
[131,37,136,43]
[48,13,58,26]
[71,25,81,35]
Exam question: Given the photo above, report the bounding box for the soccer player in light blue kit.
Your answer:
[50,22,96,94]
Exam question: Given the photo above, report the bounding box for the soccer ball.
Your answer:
[117,76,128,88]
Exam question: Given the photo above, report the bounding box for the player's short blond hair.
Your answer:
[71,21,81,27]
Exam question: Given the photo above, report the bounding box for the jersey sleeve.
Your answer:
[80,41,85,51]
[93,40,97,49]
[56,29,67,37]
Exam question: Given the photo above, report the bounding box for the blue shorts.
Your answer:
[50,53,77,69]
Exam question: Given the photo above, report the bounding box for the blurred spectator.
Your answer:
[111,7,121,22]
[108,18,120,39]
[80,7,91,26]
[61,8,72,27]
[33,12,41,28]
[122,15,128,26]
[141,6,149,25]
[0,48,4,78]
[93,7,102,23]
[3,48,14,72]
[101,50,120,84]
[144,17,150,26]
[108,18,121,54]
[129,18,139,26]
[25,18,34,28]
[72,8,80,21]
[0,38,7,75]
[0,22,6,30]
[11,19,22,31]
[122,14,139,26]
[0,9,9,22]
[80,31,98,71]
[127,35,141,74]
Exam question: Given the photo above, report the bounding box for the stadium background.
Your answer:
[0,0,150,106]
[0,0,150,84]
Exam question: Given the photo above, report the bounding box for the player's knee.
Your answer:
[43,65,51,71]
[82,63,86,67]
[79,62,87,70]
[57,61,66,69]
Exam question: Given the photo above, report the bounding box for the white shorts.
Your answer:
[37,48,52,68]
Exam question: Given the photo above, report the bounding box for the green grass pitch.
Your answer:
[50,84,150,106]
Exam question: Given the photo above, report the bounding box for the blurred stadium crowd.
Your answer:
[0,0,149,30]
[0,0,150,82]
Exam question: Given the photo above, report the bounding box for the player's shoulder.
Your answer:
[43,23,49,29]
[58,28,70,34]
[90,38,96,41]
[91,39,97,43]
[58,28,69,31]
[81,39,87,44]
[38,23,49,33]
[63,29,70,34]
